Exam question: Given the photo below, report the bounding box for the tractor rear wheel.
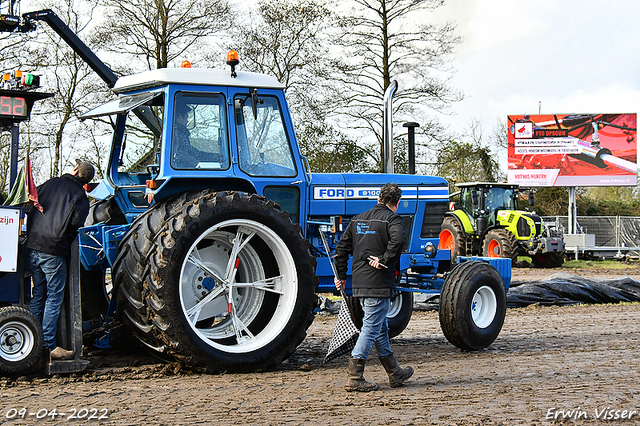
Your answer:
[439,217,467,262]
[439,261,506,351]
[112,190,318,372]
[482,229,517,261]
[387,291,413,338]
[0,307,44,374]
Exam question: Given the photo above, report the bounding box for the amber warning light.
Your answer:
[227,50,239,78]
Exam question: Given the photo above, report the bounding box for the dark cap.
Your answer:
[74,159,95,184]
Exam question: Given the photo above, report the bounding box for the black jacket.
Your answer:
[25,174,89,257]
[335,203,405,298]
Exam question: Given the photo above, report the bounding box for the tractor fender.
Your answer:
[445,210,474,234]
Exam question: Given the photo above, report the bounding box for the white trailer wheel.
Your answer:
[471,285,497,329]
[0,307,44,374]
[0,321,35,362]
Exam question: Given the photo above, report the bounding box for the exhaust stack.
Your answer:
[383,80,398,174]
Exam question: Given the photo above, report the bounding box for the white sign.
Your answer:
[0,207,21,272]
[514,122,533,139]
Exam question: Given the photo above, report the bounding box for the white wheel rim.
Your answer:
[471,285,497,329]
[179,219,298,353]
[0,321,35,362]
[387,293,403,319]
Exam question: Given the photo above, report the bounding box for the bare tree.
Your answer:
[331,0,462,171]
[22,0,112,180]
[93,0,234,71]
[232,0,368,172]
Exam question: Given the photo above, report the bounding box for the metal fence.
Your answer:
[542,216,640,258]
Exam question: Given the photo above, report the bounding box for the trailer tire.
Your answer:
[439,217,466,262]
[113,190,318,372]
[0,307,44,374]
[439,261,506,351]
[482,229,517,261]
[387,291,413,338]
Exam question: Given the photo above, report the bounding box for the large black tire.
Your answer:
[439,261,506,351]
[387,291,413,339]
[531,252,565,268]
[0,307,44,374]
[482,229,517,261]
[112,190,318,372]
[439,216,467,262]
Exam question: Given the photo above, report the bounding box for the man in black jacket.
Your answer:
[26,160,94,360]
[334,183,414,392]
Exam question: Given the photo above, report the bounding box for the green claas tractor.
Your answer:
[439,182,565,267]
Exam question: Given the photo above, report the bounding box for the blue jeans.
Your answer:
[28,249,68,350]
[351,297,393,360]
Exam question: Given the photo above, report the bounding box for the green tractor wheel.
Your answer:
[482,229,517,261]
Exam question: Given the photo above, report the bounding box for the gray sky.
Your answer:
[431,0,640,133]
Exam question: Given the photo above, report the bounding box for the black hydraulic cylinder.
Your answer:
[23,9,118,88]
[403,122,420,174]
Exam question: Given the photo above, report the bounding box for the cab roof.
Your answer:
[455,182,520,189]
[113,68,285,94]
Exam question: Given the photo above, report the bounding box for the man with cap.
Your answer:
[26,160,94,360]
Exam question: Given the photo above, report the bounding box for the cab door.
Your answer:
[228,87,308,225]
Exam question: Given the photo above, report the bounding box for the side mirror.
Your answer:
[250,88,264,120]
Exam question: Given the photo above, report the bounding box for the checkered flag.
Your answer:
[324,296,360,364]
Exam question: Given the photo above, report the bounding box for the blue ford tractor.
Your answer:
[0,9,511,374]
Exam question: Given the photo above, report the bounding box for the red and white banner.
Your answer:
[508,113,637,187]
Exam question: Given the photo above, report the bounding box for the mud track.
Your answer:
[2,267,640,425]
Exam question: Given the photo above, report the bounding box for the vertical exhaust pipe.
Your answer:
[383,80,398,174]
[403,122,420,174]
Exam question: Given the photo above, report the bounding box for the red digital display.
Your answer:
[0,96,26,117]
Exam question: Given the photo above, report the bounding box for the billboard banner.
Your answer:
[507,113,637,187]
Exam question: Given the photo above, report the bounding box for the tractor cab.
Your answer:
[456,182,519,233]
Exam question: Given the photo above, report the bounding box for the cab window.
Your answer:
[234,94,296,177]
[171,92,230,170]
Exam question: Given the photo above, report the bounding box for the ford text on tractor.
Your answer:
[439,182,565,267]
[0,9,512,374]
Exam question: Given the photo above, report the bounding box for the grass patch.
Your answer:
[517,256,639,269]
[562,259,638,269]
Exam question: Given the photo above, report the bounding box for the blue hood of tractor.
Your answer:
[308,173,449,216]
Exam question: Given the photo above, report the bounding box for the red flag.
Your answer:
[25,154,42,212]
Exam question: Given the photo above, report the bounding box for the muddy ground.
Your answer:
[2,266,640,425]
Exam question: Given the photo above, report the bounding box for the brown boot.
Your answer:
[345,358,379,392]
[379,353,413,387]
[50,347,74,360]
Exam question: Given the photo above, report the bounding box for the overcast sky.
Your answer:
[430,0,640,134]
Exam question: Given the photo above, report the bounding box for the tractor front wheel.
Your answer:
[532,252,565,268]
[439,261,506,351]
[482,229,517,261]
[387,291,413,338]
